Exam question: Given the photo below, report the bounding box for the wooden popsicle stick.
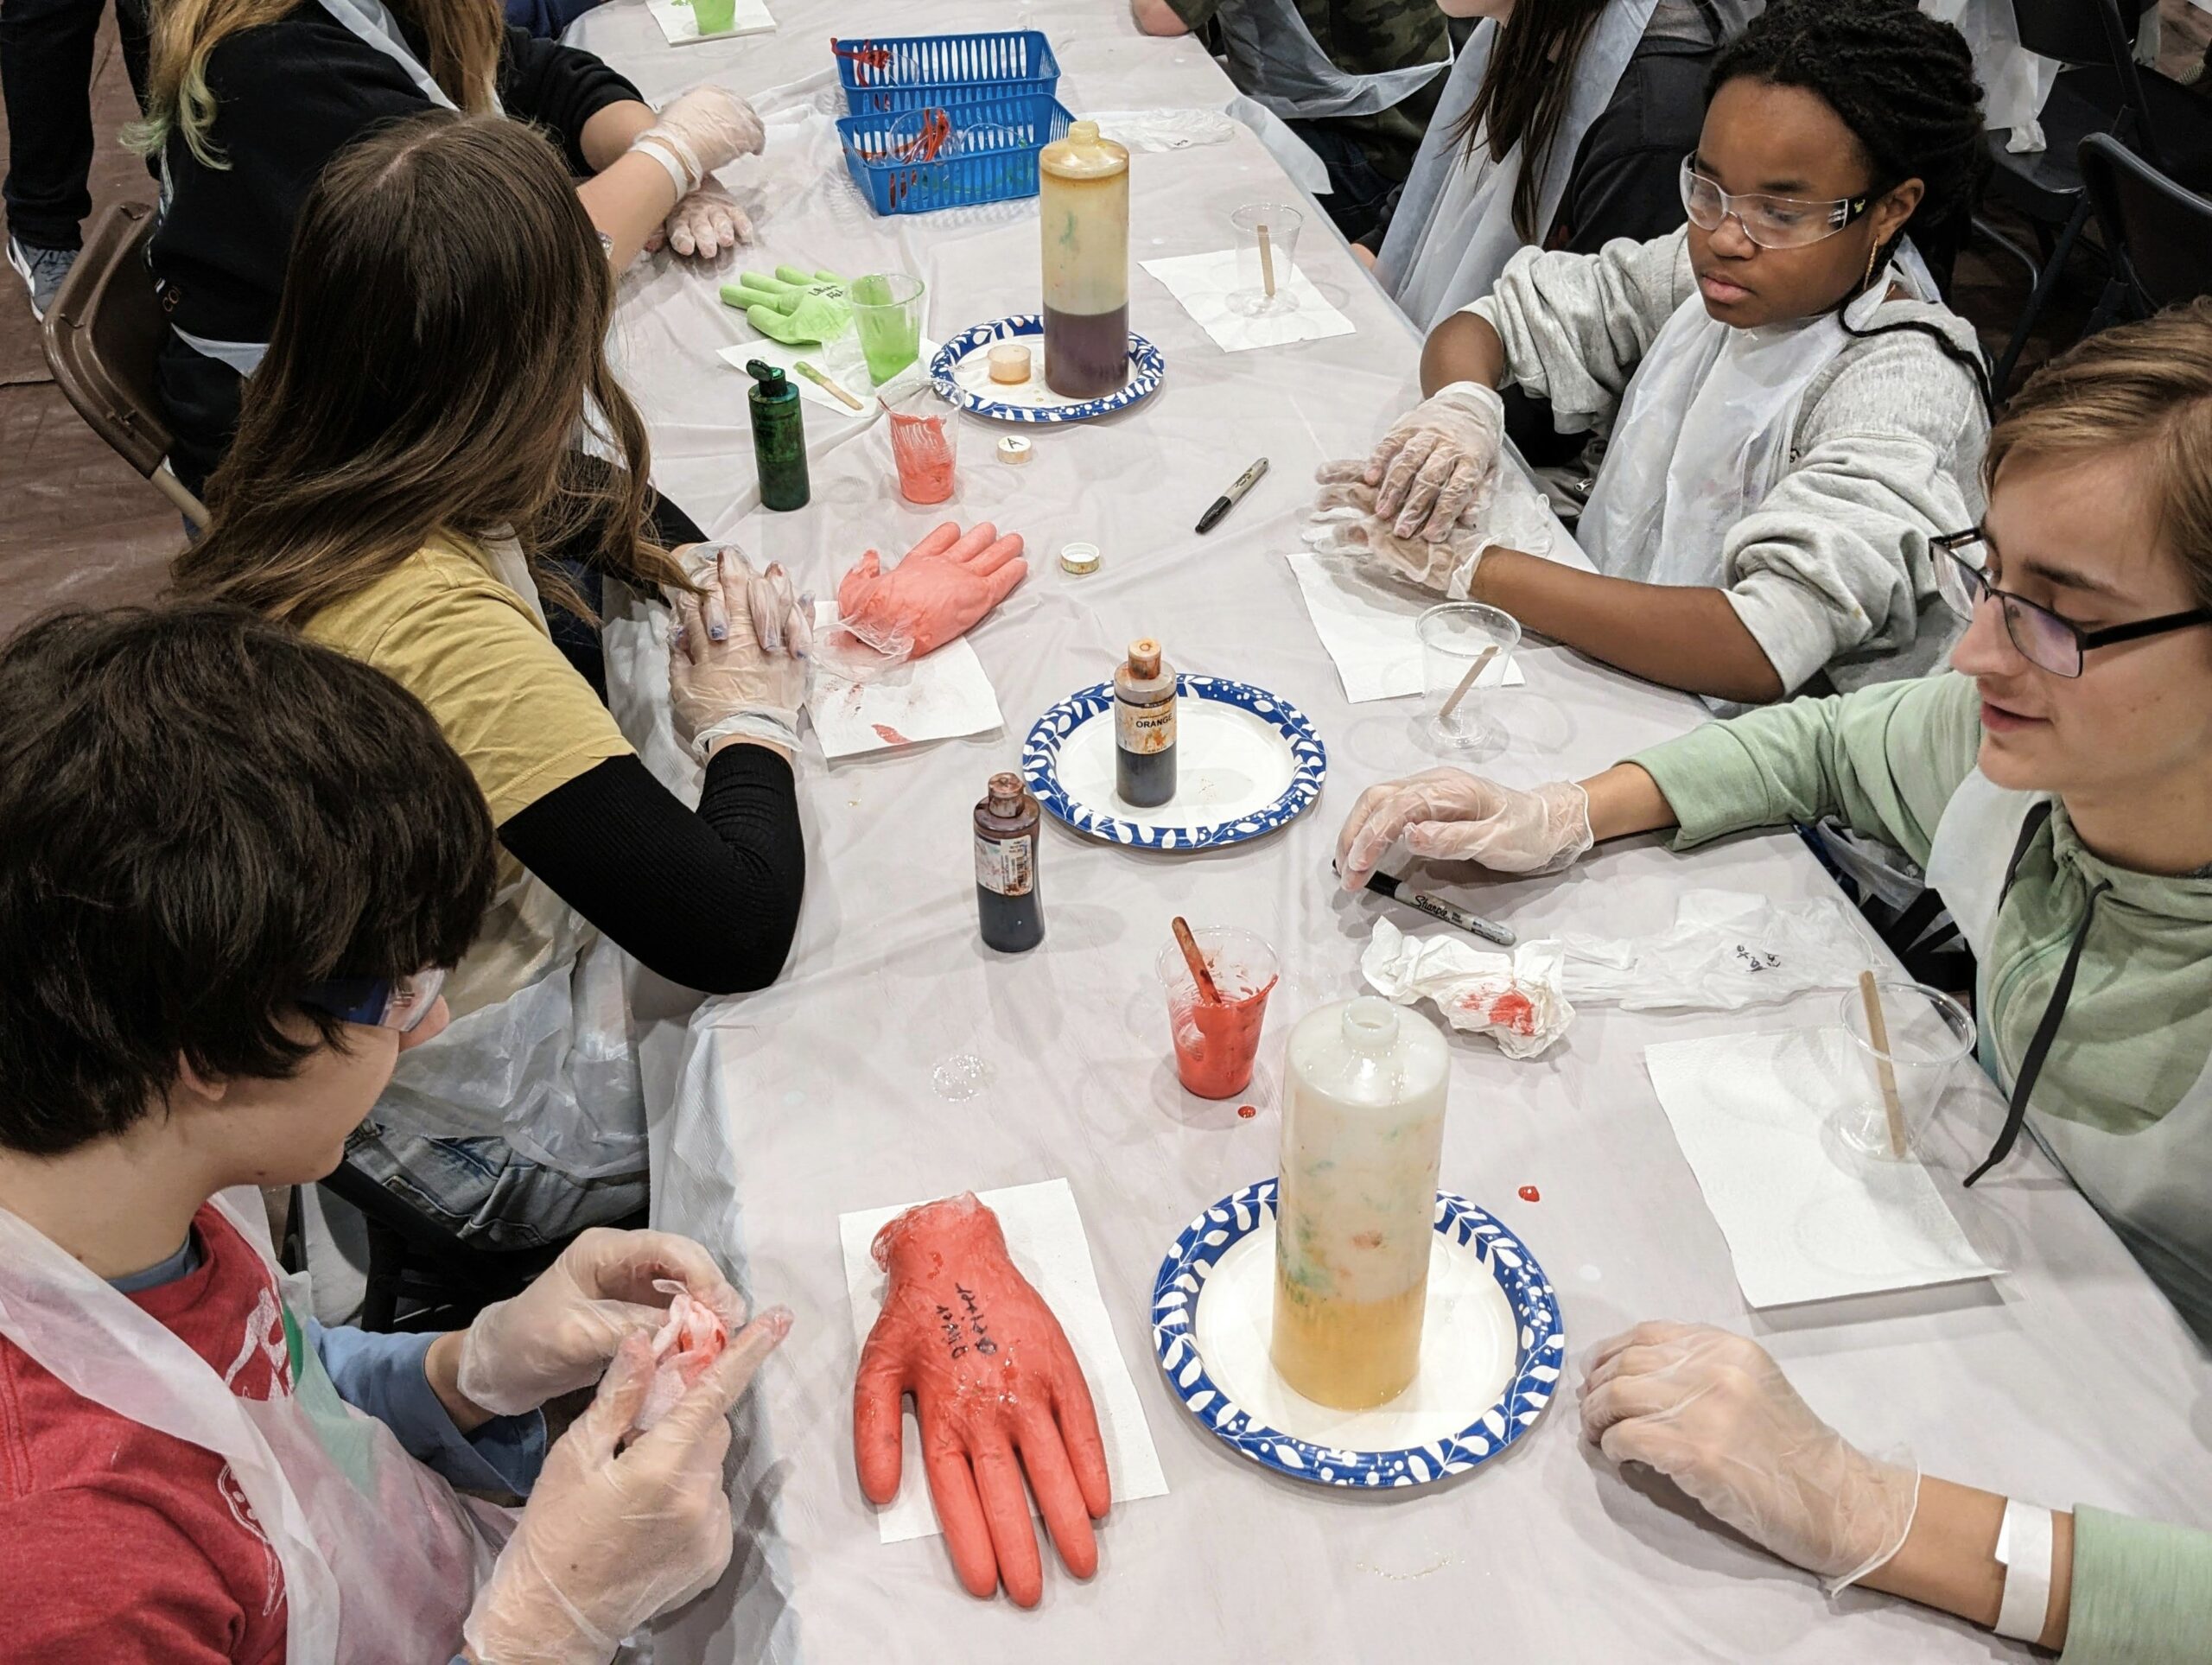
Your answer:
[1438,645,1500,722]
[1257,224,1277,298]
[1858,969,1909,1158]
[1171,916,1224,1006]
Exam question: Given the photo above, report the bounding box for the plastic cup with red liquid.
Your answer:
[1156,927,1280,1099]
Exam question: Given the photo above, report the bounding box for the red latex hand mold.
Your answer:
[853,1193,1111,1605]
[836,521,1027,662]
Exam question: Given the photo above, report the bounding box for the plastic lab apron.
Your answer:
[165,0,500,379]
[1376,0,1656,334]
[0,1192,506,1662]
[1212,0,1450,123]
[1926,772,2212,1338]
[378,535,651,1183]
[1576,242,1939,589]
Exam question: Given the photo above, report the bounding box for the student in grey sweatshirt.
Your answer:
[1334,302,2212,1665]
[1325,0,1993,707]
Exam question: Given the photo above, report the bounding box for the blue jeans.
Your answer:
[344,1121,650,1251]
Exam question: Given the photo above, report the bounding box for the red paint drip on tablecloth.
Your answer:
[1236,1103,1256,1119]
[1517,1185,1541,1203]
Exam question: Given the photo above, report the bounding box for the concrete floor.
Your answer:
[2,6,2208,637]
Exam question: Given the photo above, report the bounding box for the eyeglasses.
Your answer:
[1934,530,2212,678]
[1678,156,1874,250]
[296,966,448,1033]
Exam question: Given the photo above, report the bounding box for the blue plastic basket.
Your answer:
[832,30,1059,117]
[837,96,1072,217]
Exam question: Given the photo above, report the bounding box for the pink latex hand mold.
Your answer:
[852,1193,1111,1606]
[836,522,1027,662]
[630,1278,728,1435]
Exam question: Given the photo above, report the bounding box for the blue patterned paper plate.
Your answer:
[1150,1179,1565,1490]
[931,314,1164,423]
[1020,675,1325,850]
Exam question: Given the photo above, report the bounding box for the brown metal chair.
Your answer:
[40,200,207,529]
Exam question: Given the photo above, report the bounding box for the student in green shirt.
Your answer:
[1334,302,2212,1659]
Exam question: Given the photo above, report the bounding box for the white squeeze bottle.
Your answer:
[1271,995,1451,1409]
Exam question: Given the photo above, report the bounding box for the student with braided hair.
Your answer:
[1313,0,1991,709]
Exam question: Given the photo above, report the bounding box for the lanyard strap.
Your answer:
[1964,801,2109,1185]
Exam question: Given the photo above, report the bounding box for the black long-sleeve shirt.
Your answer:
[150,10,641,486]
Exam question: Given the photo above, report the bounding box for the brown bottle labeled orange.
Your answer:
[1114,638,1176,809]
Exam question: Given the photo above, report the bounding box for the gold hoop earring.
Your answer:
[1863,242,1879,290]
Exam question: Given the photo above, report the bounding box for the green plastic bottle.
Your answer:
[746,360,810,512]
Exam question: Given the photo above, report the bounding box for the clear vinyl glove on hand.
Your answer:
[1306,460,1492,597]
[720,264,852,345]
[853,1193,1112,1608]
[835,521,1027,663]
[662,179,750,257]
[1579,1323,1921,1591]
[1362,381,1507,543]
[669,544,811,760]
[456,1227,744,1418]
[1336,768,1593,890]
[631,85,766,198]
[463,1312,792,1665]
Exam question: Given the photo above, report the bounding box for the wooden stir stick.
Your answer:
[1171,916,1224,1006]
[1857,969,1909,1158]
[1257,223,1277,300]
[1438,645,1500,723]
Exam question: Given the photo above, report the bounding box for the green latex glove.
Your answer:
[719,264,852,346]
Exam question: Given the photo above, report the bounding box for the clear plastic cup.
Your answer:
[1418,601,1521,752]
[886,393,957,505]
[1229,202,1303,317]
[1835,979,1976,1159]
[1156,928,1280,1100]
[851,272,925,385]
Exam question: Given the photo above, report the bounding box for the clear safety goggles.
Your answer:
[296,966,448,1033]
[1934,529,2212,678]
[1678,156,1874,250]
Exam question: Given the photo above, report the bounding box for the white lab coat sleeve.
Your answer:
[1464,226,1694,432]
[1717,323,1988,696]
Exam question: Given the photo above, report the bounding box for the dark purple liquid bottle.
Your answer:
[975,772,1044,953]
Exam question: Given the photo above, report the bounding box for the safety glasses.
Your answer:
[296,966,448,1033]
[1678,156,1874,250]
[1935,530,2212,678]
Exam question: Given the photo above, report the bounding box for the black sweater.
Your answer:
[150,10,640,486]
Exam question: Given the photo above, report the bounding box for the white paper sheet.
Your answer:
[716,330,942,416]
[647,0,775,46]
[838,1178,1170,1546]
[1141,248,1355,353]
[1643,1030,1999,1308]
[1284,550,1527,703]
[805,600,1001,759]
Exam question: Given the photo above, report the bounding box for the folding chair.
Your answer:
[39,200,208,530]
[2079,130,2212,327]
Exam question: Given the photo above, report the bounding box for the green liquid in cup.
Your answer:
[853,273,923,385]
[691,0,736,35]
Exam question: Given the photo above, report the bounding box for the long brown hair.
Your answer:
[1986,300,2212,610]
[133,0,504,166]
[1451,0,1611,242]
[175,111,689,626]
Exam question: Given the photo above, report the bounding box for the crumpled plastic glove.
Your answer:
[669,544,810,759]
[664,178,751,258]
[720,264,851,346]
[836,521,1026,662]
[1363,381,1508,542]
[854,1193,1111,1608]
[631,85,766,199]
[631,1279,730,1435]
[456,1227,744,1418]
[462,1311,792,1665]
[1336,768,1593,890]
[1579,1322,1920,1591]
[1306,460,1493,598]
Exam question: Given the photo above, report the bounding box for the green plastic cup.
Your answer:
[691,0,736,35]
[851,272,925,385]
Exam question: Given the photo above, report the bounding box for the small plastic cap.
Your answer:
[746,359,791,395]
[1127,638,1161,677]
[987,771,1025,813]
[1071,119,1099,145]
[1059,540,1099,574]
[1342,995,1400,1050]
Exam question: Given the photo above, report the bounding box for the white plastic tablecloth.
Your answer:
[569,4,2212,1660]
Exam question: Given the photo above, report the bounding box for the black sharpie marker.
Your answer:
[1337,862,1516,948]
[1195,456,1268,534]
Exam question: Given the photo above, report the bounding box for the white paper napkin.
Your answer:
[648,0,775,46]
[1140,248,1355,353]
[1643,1029,1999,1308]
[716,331,942,416]
[838,1178,1170,1546]
[1284,551,1527,703]
[805,600,1001,760]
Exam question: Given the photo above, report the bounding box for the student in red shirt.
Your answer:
[0,604,791,1662]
